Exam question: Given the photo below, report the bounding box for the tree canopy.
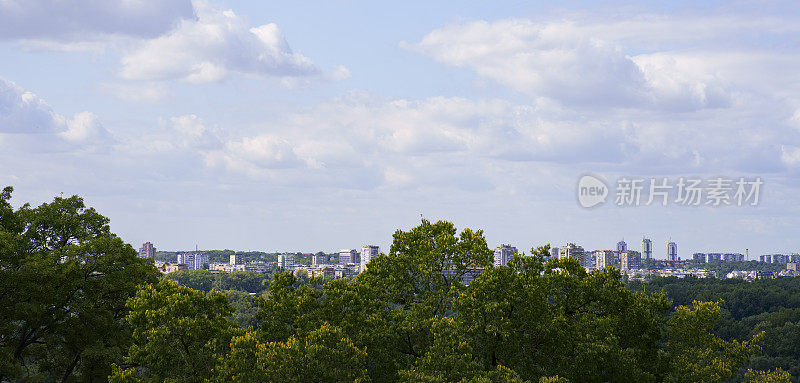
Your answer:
[0,188,790,382]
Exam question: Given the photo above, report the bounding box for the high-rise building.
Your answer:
[138,242,156,259]
[278,253,295,269]
[774,254,791,264]
[176,253,190,266]
[559,243,591,269]
[493,244,518,267]
[176,252,208,270]
[620,250,641,271]
[594,250,618,269]
[361,245,380,272]
[616,240,627,253]
[339,249,358,265]
[693,253,706,262]
[667,241,677,261]
[312,253,327,266]
[760,254,773,263]
[549,247,559,258]
[641,238,653,260]
[193,253,209,270]
[230,253,243,265]
[706,253,722,262]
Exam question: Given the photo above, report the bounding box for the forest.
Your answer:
[0,187,794,382]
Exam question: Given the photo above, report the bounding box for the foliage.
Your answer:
[109,279,242,382]
[630,276,800,381]
[166,269,271,294]
[2,192,789,383]
[0,186,161,382]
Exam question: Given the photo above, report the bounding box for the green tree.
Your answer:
[166,269,214,292]
[217,324,369,382]
[110,279,242,383]
[0,187,160,382]
[665,300,763,383]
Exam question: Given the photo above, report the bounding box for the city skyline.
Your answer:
[3,1,800,257]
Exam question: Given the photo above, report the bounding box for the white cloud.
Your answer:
[60,111,111,144]
[405,17,800,110]
[781,145,800,167]
[0,77,65,134]
[0,77,112,149]
[119,2,320,83]
[99,82,168,102]
[0,0,194,41]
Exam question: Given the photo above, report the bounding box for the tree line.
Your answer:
[0,188,792,382]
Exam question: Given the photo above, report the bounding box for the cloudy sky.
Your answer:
[2,0,800,258]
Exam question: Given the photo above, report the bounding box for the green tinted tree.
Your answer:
[0,187,160,382]
[110,279,242,383]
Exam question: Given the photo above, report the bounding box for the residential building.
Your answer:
[339,249,358,265]
[760,254,772,263]
[360,245,379,272]
[138,242,156,259]
[176,253,208,270]
[706,253,722,262]
[278,253,295,269]
[693,253,706,262]
[667,241,677,261]
[493,244,518,267]
[312,253,327,266]
[774,254,791,264]
[559,243,591,269]
[616,240,627,253]
[641,238,653,260]
[594,250,618,269]
[620,250,641,271]
[230,253,244,265]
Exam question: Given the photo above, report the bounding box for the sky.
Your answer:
[2,0,800,258]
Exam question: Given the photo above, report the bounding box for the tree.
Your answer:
[166,269,214,292]
[217,324,369,382]
[0,187,161,382]
[454,249,672,382]
[110,279,242,382]
[665,300,763,383]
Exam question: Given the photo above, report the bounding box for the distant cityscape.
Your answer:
[137,237,800,283]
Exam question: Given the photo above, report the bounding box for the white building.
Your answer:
[312,253,327,266]
[176,253,209,270]
[278,253,295,269]
[594,250,618,269]
[339,249,358,265]
[667,241,677,261]
[493,244,518,267]
[620,250,641,271]
[360,245,379,272]
[559,243,591,269]
[230,253,244,265]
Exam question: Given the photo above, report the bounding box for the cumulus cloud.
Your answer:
[0,77,112,149]
[0,78,66,134]
[404,17,800,110]
[119,2,320,83]
[0,0,194,41]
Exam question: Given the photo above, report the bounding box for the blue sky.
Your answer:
[2,0,800,258]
